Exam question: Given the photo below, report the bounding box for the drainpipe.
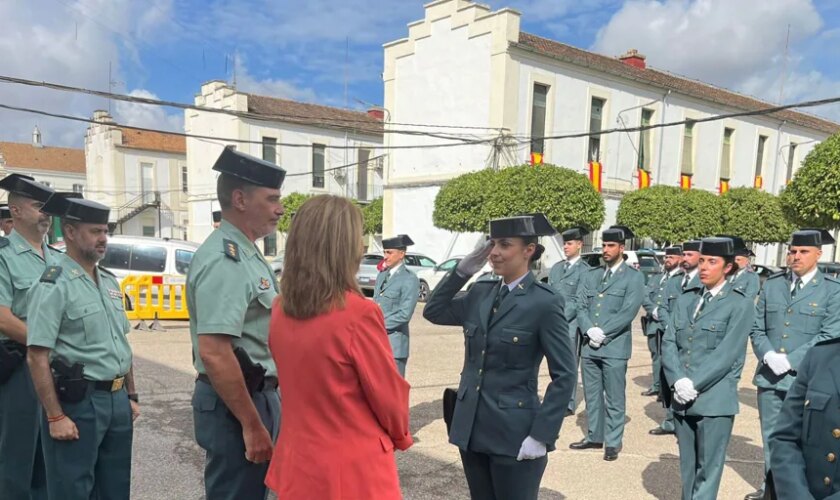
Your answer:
[654,90,671,185]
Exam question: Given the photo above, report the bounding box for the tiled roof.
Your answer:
[245,94,383,135]
[118,128,186,155]
[0,142,85,174]
[515,32,840,135]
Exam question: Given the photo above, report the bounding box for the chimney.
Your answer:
[32,126,43,148]
[93,110,115,123]
[619,49,646,69]
[367,108,385,121]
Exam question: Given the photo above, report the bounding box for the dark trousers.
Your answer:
[459,448,547,500]
[192,379,281,500]
[674,414,734,500]
[581,356,628,447]
[0,361,47,500]
[40,385,133,500]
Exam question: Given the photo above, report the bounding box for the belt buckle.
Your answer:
[110,377,125,392]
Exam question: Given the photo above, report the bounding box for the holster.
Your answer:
[0,342,25,384]
[233,347,266,395]
[51,357,87,404]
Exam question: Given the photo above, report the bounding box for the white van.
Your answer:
[97,236,199,281]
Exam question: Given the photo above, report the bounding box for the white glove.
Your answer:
[456,239,493,277]
[516,436,547,461]
[588,340,601,348]
[673,378,698,404]
[652,307,660,321]
[587,327,606,344]
[764,351,792,376]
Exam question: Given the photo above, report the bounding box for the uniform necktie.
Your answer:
[694,291,712,319]
[602,269,613,285]
[382,272,390,288]
[682,274,690,290]
[791,278,803,299]
[660,274,668,285]
[564,261,571,272]
[489,285,510,322]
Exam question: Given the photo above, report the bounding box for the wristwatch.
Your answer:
[127,393,139,403]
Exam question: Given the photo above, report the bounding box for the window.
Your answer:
[141,162,154,204]
[175,249,194,275]
[754,135,768,178]
[786,143,797,182]
[263,233,277,256]
[588,97,605,162]
[418,256,436,267]
[361,255,383,266]
[638,109,654,170]
[439,258,459,271]
[358,149,370,200]
[720,127,734,180]
[681,122,695,174]
[142,226,156,237]
[181,166,188,194]
[41,181,52,188]
[404,255,419,266]
[262,137,277,164]
[72,183,84,194]
[130,245,167,272]
[530,84,549,156]
[100,244,131,270]
[312,144,325,188]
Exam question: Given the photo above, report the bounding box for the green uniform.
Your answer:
[374,263,420,377]
[548,257,591,412]
[26,252,134,500]
[0,232,60,500]
[187,220,280,500]
[751,270,840,485]
[769,337,840,499]
[662,280,755,500]
[641,269,683,393]
[576,262,645,448]
[731,268,761,300]
[423,270,575,500]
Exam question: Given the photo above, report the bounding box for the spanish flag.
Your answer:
[719,179,730,195]
[589,161,603,192]
[530,152,543,166]
[638,169,651,189]
[754,176,763,189]
[680,174,692,191]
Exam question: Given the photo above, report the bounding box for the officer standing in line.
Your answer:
[0,174,56,500]
[745,229,840,500]
[374,234,420,377]
[26,197,138,500]
[547,226,591,416]
[570,225,644,461]
[187,147,285,500]
[212,210,222,230]
[641,246,684,399]
[0,204,13,235]
[718,235,760,299]
[661,237,755,500]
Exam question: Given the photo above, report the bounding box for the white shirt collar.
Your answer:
[704,280,727,298]
[668,267,682,278]
[794,267,819,287]
[566,255,581,267]
[606,260,623,275]
[685,268,699,280]
[389,262,403,276]
[503,272,530,292]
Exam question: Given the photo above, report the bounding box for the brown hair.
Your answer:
[280,195,364,319]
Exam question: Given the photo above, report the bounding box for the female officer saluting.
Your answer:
[661,237,755,500]
[423,214,575,500]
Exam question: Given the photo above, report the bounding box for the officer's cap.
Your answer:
[0,204,10,219]
[682,240,702,253]
[62,198,110,225]
[382,234,414,250]
[715,234,754,257]
[561,226,589,242]
[212,210,222,223]
[41,192,84,218]
[699,237,735,257]
[790,229,830,247]
[664,246,683,256]
[212,147,286,189]
[794,228,836,246]
[602,225,634,243]
[489,215,554,239]
[0,174,54,203]
[521,213,557,237]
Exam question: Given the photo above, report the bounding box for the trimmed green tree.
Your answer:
[780,133,840,229]
[361,197,383,235]
[616,185,723,245]
[277,192,314,233]
[721,187,794,243]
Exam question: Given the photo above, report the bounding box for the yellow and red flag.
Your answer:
[719,179,730,195]
[754,176,763,189]
[589,161,603,192]
[638,169,651,189]
[680,174,692,191]
[530,152,543,166]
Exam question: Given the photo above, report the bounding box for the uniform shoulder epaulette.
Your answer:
[815,336,840,347]
[766,271,787,280]
[824,275,840,286]
[470,278,498,289]
[223,239,240,262]
[586,266,604,273]
[0,237,8,249]
[40,266,62,283]
[97,265,116,278]
[730,285,748,297]
[533,281,556,294]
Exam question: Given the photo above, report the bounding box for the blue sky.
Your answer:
[0,0,838,147]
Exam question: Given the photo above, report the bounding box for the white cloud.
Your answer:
[114,89,183,132]
[232,56,318,103]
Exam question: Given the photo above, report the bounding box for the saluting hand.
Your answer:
[49,416,80,441]
[456,239,493,277]
[243,423,273,464]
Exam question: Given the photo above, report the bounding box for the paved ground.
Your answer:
[129,306,764,499]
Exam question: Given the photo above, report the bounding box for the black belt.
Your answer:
[196,373,278,391]
[92,376,127,392]
[0,340,26,354]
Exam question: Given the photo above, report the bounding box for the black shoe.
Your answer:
[604,447,620,461]
[569,439,603,450]
[744,490,764,500]
[641,388,659,396]
[648,427,675,436]
[565,408,574,417]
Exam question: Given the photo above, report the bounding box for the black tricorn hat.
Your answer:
[521,213,557,237]
[699,237,735,257]
[0,174,54,203]
[716,234,754,257]
[62,198,110,225]
[212,210,222,223]
[212,147,286,188]
[602,225,634,243]
[489,214,555,238]
[41,192,84,217]
[682,240,702,252]
[797,228,836,246]
[790,229,830,247]
[0,204,10,219]
[382,234,414,250]
[664,246,683,256]
[561,226,589,242]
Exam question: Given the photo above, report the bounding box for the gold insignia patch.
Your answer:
[259,277,270,290]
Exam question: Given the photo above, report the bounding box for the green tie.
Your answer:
[791,278,803,299]
[694,291,712,319]
[490,285,510,321]
[602,269,612,285]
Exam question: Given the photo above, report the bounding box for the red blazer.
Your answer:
[265,291,413,499]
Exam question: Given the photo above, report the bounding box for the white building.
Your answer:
[85,111,188,239]
[185,81,384,256]
[382,0,840,266]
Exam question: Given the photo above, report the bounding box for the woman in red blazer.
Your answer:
[266,195,413,499]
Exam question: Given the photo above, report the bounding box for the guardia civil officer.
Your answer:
[26,197,138,500]
[746,229,840,500]
[661,237,755,500]
[547,226,591,416]
[0,174,56,500]
[0,203,13,235]
[718,235,761,300]
[187,147,284,500]
[641,246,684,396]
[570,225,644,461]
[374,234,420,377]
[212,210,222,229]
[769,334,840,499]
[423,214,575,500]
